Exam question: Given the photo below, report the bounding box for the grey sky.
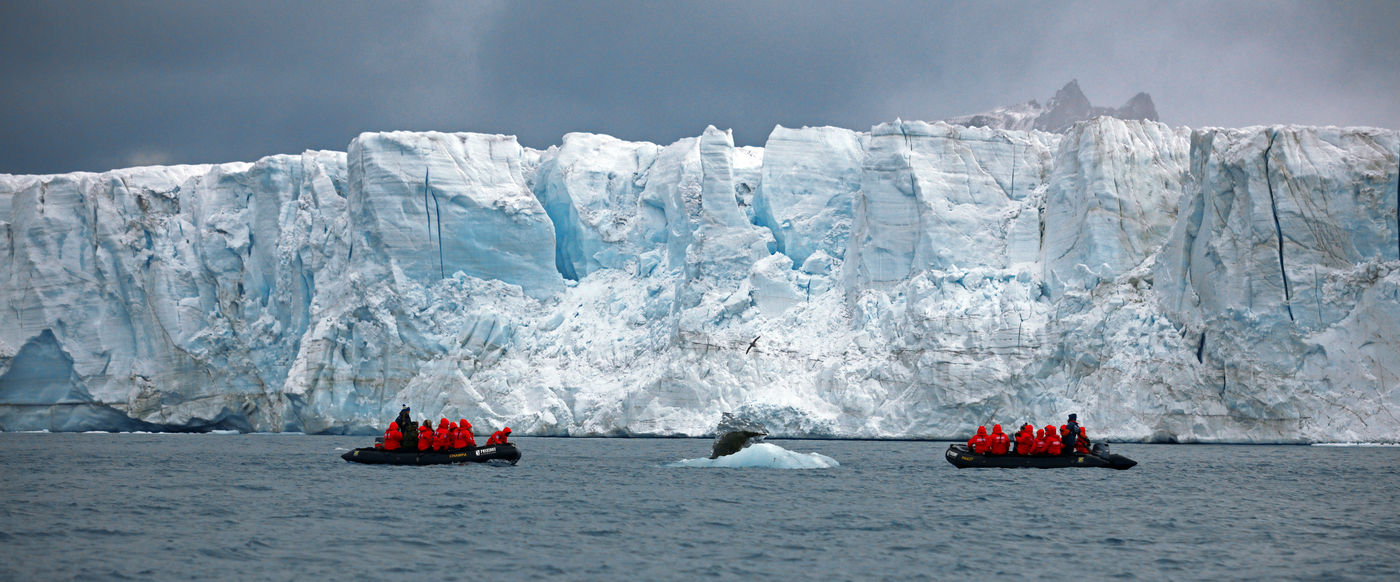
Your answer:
[2,0,1397,174]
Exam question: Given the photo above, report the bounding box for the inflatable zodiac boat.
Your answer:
[944,443,1136,470]
[342,443,521,466]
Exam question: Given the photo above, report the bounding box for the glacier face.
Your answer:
[1,119,1396,442]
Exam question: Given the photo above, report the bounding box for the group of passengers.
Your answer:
[375,406,512,452]
[966,413,1089,456]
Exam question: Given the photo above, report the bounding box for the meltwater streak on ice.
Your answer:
[666,442,840,469]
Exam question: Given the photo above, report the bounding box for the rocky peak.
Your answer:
[946,80,1160,133]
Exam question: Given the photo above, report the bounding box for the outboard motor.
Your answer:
[1091,442,1110,457]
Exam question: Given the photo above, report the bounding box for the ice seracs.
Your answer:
[349,131,563,299]
[1,115,1396,443]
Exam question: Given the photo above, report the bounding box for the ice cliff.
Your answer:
[2,118,1396,442]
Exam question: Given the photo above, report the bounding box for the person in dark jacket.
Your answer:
[396,407,417,451]
[1064,414,1081,456]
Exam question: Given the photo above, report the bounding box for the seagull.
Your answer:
[745,335,761,354]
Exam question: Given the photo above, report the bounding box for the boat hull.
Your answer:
[944,444,1136,470]
[342,443,521,465]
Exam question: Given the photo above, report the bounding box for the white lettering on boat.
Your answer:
[476,447,496,456]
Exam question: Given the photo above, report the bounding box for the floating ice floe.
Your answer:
[667,442,839,469]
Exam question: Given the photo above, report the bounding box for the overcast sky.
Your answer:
[3,0,1397,174]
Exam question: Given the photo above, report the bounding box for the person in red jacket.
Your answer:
[988,424,1010,455]
[383,422,402,451]
[1075,427,1091,454]
[455,420,476,449]
[1014,424,1034,455]
[449,421,464,449]
[434,419,451,451]
[1045,427,1063,455]
[485,426,512,445]
[967,426,989,454]
[418,420,434,451]
[1030,428,1048,455]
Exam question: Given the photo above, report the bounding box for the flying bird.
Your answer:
[746,335,761,354]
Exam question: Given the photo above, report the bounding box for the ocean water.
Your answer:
[1,434,1397,581]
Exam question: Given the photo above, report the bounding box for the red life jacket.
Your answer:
[988,424,1010,455]
[1075,428,1090,453]
[418,426,433,451]
[1031,432,1047,455]
[1045,433,1063,455]
[384,425,402,451]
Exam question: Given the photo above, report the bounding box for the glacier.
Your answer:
[1,118,1397,443]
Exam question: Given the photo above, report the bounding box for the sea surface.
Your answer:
[1,434,1397,581]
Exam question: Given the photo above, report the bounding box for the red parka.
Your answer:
[1045,430,1063,456]
[434,420,451,451]
[454,420,476,449]
[988,424,1011,455]
[485,427,512,445]
[967,426,990,454]
[1030,429,1047,455]
[418,424,434,451]
[384,422,402,451]
[1014,427,1034,455]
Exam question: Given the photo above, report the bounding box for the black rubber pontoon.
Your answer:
[342,443,521,466]
[944,443,1136,470]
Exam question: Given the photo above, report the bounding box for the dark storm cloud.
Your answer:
[2,0,1397,174]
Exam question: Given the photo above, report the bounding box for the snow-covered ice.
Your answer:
[1,118,1396,443]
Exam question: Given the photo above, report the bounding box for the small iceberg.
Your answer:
[668,442,840,469]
